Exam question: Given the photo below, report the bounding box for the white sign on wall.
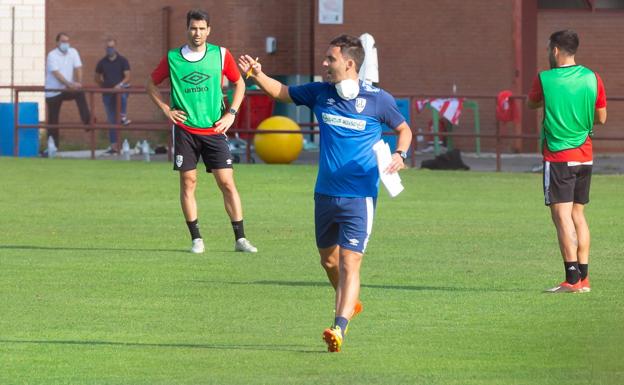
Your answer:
[319,0,343,24]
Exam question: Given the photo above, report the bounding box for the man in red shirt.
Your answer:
[146,9,257,254]
[528,30,607,293]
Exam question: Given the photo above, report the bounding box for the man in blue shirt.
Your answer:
[239,35,412,352]
[95,38,131,154]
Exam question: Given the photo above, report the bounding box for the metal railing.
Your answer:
[395,93,624,171]
[4,86,624,171]
[6,85,175,160]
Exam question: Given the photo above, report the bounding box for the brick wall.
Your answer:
[0,0,45,120]
[41,1,623,152]
[45,0,313,147]
[313,0,519,151]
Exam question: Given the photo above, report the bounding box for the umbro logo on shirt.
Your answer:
[348,238,360,247]
[326,98,336,106]
[181,71,211,85]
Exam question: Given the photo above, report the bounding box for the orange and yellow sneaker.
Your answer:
[351,300,363,319]
[322,326,343,353]
[545,280,582,293]
[344,301,363,335]
[580,277,591,293]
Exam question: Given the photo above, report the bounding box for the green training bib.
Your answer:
[540,65,597,152]
[168,44,224,129]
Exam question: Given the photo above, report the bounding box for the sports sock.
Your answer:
[564,261,580,284]
[231,220,245,241]
[186,219,201,240]
[334,316,349,337]
[578,263,589,280]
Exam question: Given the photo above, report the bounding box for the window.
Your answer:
[593,0,624,9]
[538,0,590,9]
[538,0,624,9]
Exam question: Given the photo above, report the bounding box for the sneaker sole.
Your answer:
[322,329,341,353]
[545,288,582,293]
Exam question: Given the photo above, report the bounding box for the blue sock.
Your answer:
[334,316,349,337]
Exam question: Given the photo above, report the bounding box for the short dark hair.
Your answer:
[56,32,69,42]
[329,34,365,72]
[549,30,579,55]
[187,9,210,28]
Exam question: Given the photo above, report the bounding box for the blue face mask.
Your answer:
[106,47,116,57]
[58,42,70,53]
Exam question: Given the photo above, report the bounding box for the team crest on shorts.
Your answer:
[175,155,183,168]
[355,98,367,113]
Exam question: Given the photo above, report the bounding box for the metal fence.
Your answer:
[3,86,623,171]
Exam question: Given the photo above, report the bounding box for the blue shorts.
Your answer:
[314,193,376,254]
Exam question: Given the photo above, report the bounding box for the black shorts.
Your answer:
[173,125,233,173]
[543,160,592,206]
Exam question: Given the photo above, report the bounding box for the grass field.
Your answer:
[1,157,623,385]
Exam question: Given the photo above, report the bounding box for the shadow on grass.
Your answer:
[0,245,186,254]
[0,339,321,354]
[194,280,524,293]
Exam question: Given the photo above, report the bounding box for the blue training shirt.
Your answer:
[289,81,405,198]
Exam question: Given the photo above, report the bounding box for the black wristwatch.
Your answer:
[395,150,407,160]
[228,108,238,116]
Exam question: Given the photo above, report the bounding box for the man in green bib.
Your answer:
[146,9,257,254]
[528,30,607,293]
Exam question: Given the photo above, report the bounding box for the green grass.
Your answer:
[1,157,623,385]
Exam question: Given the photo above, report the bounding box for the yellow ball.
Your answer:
[254,116,303,164]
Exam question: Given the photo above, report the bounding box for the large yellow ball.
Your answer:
[254,116,303,164]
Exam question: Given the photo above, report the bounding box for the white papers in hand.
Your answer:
[372,140,404,197]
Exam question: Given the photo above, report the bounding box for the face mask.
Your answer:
[58,42,70,53]
[106,47,116,57]
[335,78,360,100]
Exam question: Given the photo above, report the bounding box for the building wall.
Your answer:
[538,10,624,152]
[39,1,624,152]
[45,0,519,151]
[0,0,45,120]
[313,0,520,151]
[44,0,312,147]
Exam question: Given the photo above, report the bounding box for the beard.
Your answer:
[190,37,204,48]
[548,52,557,69]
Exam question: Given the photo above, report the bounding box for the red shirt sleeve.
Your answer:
[595,73,606,109]
[151,55,170,85]
[528,75,543,103]
[222,49,241,83]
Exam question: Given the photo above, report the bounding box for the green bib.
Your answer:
[168,44,224,129]
[539,65,597,152]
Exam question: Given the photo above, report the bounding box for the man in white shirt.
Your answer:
[45,32,90,148]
